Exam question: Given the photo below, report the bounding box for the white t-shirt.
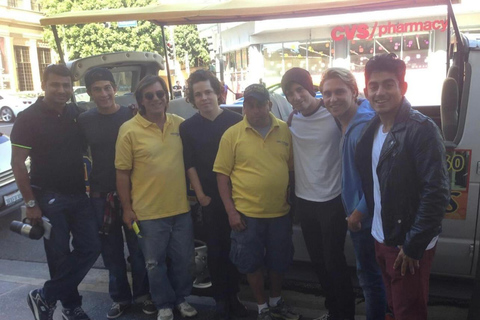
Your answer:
[371,124,437,250]
[289,106,342,202]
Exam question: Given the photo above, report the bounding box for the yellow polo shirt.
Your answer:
[115,113,190,220]
[213,113,293,218]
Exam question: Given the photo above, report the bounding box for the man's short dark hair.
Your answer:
[134,75,169,114]
[84,67,116,90]
[365,53,406,86]
[42,64,72,83]
[186,69,223,109]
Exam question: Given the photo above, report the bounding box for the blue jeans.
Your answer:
[91,197,149,304]
[230,213,294,274]
[350,228,387,320]
[137,212,195,309]
[34,190,101,309]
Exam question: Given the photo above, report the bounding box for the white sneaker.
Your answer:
[157,308,173,320]
[176,301,198,317]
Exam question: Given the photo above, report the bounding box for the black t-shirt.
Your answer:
[78,106,133,193]
[173,85,183,97]
[10,98,86,194]
[179,109,242,201]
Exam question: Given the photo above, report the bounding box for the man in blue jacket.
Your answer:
[320,68,386,320]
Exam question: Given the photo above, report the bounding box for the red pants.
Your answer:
[375,241,436,320]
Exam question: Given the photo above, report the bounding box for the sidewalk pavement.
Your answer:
[0,259,343,320]
[0,258,468,320]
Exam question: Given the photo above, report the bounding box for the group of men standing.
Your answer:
[10,52,449,320]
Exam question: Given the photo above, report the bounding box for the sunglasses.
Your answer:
[144,90,166,100]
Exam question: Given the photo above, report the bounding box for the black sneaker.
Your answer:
[270,299,300,320]
[107,302,130,319]
[27,289,56,320]
[258,308,273,320]
[62,307,91,320]
[141,299,157,315]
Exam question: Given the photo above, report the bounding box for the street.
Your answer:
[0,123,13,136]
[0,202,472,320]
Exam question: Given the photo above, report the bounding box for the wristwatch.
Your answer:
[25,200,36,208]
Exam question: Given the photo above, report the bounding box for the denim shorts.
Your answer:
[230,213,294,274]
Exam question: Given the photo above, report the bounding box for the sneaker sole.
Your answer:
[178,310,198,318]
[27,291,42,320]
[142,308,157,315]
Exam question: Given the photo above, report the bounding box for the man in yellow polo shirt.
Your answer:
[115,75,197,320]
[214,84,299,320]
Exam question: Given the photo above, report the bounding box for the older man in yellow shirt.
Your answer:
[214,84,298,320]
[115,75,196,320]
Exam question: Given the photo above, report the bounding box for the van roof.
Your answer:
[40,0,456,26]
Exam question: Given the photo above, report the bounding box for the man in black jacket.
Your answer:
[355,53,450,320]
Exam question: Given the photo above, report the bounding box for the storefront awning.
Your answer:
[40,0,458,27]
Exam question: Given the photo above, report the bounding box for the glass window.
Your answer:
[403,33,429,69]
[262,43,284,86]
[14,46,34,91]
[349,39,374,73]
[307,40,332,82]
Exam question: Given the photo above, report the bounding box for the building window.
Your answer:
[306,40,332,83]
[30,0,42,11]
[14,46,34,91]
[8,0,23,8]
[37,48,51,82]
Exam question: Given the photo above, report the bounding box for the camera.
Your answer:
[10,220,44,240]
[10,206,53,240]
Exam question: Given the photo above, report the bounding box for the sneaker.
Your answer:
[229,295,248,317]
[107,302,130,319]
[142,300,157,315]
[27,289,56,320]
[258,308,273,320]
[158,308,174,320]
[176,301,198,317]
[270,299,300,320]
[62,307,91,320]
[313,314,331,320]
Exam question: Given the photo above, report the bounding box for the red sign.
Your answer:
[331,19,448,41]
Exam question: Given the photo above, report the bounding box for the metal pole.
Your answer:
[217,23,224,81]
[161,25,173,100]
[51,25,65,64]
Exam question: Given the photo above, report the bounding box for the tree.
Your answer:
[41,0,164,61]
[173,25,210,68]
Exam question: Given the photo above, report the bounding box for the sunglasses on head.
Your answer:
[144,90,166,100]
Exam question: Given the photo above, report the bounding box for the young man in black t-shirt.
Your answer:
[11,64,100,320]
[78,68,154,319]
[179,70,245,320]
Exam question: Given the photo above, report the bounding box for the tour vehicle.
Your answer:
[39,0,480,282]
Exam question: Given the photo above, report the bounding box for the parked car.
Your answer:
[73,86,90,103]
[0,133,23,217]
[0,93,34,122]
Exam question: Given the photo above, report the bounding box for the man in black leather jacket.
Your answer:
[355,53,450,320]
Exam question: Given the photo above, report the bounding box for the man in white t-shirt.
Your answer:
[281,68,355,320]
[355,53,450,320]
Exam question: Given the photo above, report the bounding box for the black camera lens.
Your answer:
[10,220,44,240]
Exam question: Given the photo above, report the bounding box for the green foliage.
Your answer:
[173,25,210,67]
[41,0,209,67]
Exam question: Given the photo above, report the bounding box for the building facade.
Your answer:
[208,0,480,106]
[0,0,54,93]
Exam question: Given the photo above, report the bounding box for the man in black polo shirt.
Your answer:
[179,69,246,320]
[11,64,100,320]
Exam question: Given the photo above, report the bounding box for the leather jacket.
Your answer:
[355,98,450,260]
